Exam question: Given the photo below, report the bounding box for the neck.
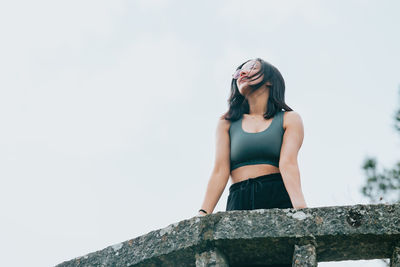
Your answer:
[246,87,269,116]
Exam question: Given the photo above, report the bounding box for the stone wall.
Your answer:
[56,203,400,267]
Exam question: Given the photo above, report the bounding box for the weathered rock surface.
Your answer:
[55,203,400,267]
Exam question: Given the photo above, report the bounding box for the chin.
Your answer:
[238,84,250,93]
[238,88,249,96]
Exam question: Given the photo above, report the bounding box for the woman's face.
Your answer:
[236,60,265,95]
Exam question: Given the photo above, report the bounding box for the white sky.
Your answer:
[0,1,399,266]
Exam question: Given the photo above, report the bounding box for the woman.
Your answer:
[198,58,307,216]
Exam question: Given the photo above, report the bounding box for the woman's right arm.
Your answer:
[198,117,231,216]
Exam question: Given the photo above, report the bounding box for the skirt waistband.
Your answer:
[229,172,282,193]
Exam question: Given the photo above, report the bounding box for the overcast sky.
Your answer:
[1,1,399,266]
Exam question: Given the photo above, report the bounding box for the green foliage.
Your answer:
[395,108,400,133]
[361,157,400,203]
[360,86,400,266]
[360,86,400,204]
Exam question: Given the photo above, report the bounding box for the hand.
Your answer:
[292,200,307,210]
[197,211,207,217]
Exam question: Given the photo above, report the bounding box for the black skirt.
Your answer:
[226,172,293,211]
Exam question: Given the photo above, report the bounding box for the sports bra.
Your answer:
[229,110,285,171]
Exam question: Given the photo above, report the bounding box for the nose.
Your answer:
[239,68,253,79]
[239,69,249,77]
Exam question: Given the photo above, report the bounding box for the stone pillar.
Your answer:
[195,247,229,267]
[390,246,400,267]
[292,243,317,267]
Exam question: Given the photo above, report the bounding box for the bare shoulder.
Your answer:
[283,111,303,130]
[217,117,231,131]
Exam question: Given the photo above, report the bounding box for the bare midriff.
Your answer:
[230,163,280,184]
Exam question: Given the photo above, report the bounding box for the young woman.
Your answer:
[198,58,307,217]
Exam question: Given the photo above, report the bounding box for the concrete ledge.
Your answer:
[56,203,400,267]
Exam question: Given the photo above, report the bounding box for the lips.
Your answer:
[239,77,249,83]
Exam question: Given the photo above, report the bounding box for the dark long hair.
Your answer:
[221,58,293,121]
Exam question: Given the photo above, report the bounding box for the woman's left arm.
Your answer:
[279,111,307,209]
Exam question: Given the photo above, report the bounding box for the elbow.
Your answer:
[279,160,298,169]
[211,168,230,184]
[212,165,230,179]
